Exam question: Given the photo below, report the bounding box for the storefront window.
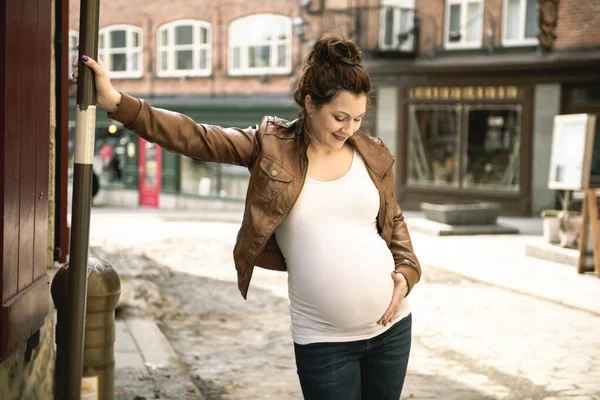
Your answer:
[408,103,522,191]
[143,142,158,187]
[463,106,521,190]
[95,128,138,188]
[408,105,460,186]
[180,159,249,199]
[570,84,600,106]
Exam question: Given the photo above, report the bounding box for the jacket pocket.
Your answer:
[253,156,294,200]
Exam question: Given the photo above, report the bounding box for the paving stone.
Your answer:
[89,210,600,400]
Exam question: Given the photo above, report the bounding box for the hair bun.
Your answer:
[307,35,364,67]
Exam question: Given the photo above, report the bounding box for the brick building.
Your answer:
[68,0,305,208]
[68,0,600,214]
[327,0,600,215]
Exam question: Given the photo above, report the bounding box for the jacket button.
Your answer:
[270,170,278,177]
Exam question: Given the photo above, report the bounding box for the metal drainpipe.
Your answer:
[65,0,100,398]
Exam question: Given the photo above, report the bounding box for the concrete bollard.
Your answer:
[51,257,121,400]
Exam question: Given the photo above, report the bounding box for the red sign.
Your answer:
[138,139,162,208]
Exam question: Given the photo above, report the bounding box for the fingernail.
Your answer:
[81,55,88,62]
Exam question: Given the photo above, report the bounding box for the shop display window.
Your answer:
[570,84,600,106]
[96,131,138,188]
[181,159,250,200]
[408,104,522,191]
[463,106,521,190]
[408,105,460,186]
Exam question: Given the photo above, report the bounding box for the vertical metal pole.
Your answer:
[66,0,100,398]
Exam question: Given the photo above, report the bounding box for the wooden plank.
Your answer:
[33,0,52,278]
[0,275,50,362]
[577,190,590,274]
[57,0,71,264]
[587,190,600,278]
[17,0,39,292]
[2,0,22,303]
[0,0,5,312]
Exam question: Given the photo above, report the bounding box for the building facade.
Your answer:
[68,0,307,208]
[332,0,600,215]
[69,0,600,215]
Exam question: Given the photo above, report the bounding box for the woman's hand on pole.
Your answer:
[71,49,121,113]
[377,271,409,326]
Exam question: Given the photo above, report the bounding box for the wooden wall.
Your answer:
[1,0,52,361]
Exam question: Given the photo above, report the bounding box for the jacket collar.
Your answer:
[348,131,395,180]
[290,118,394,180]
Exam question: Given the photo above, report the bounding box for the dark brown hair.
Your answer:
[293,35,371,117]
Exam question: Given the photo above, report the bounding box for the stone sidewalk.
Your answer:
[92,207,600,315]
[114,318,204,400]
[91,208,600,399]
[403,212,600,316]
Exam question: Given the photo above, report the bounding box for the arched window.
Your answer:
[69,30,79,78]
[157,20,212,77]
[99,25,143,78]
[228,14,292,76]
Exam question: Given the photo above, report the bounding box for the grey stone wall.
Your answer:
[0,314,55,400]
[531,84,562,215]
[375,86,399,184]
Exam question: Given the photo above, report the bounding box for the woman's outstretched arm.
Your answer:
[74,55,259,168]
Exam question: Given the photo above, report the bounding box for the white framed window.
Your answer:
[445,0,484,49]
[69,30,79,78]
[228,14,292,76]
[157,20,212,78]
[98,25,143,79]
[379,0,415,52]
[502,0,538,45]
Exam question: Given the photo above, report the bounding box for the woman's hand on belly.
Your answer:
[377,271,409,326]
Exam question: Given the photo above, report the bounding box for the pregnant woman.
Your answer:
[73,34,421,400]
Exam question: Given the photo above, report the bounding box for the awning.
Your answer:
[68,94,299,129]
[366,48,600,76]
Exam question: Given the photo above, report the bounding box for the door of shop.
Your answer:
[139,139,162,208]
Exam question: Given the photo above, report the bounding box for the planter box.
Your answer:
[420,202,501,226]
[541,210,560,244]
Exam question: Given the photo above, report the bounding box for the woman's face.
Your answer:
[306,91,368,151]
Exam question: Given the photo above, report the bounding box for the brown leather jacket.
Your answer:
[108,93,421,299]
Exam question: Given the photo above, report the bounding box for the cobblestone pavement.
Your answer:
[90,211,600,400]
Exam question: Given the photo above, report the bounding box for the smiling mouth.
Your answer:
[332,133,348,141]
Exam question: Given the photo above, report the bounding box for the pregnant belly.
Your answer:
[288,258,395,330]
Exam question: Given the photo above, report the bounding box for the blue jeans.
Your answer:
[293,314,412,400]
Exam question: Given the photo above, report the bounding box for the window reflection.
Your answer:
[463,107,521,190]
[408,106,460,186]
[181,159,249,199]
[408,104,522,191]
[144,143,158,188]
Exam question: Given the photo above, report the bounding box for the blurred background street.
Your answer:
[2,0,600,399]
[88,208,600,400]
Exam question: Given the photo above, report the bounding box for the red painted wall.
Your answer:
[0,0,52,361]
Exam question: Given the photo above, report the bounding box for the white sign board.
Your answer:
[548,114,597,190]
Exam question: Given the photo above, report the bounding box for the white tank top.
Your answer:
[275,149,411,345]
